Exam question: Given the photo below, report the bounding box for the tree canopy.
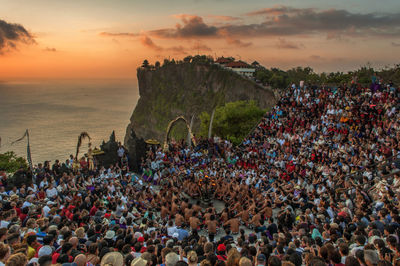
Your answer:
[254,64,400,89]
[199,100,266,145]
[142,59,149,68]
[0,151,28,173]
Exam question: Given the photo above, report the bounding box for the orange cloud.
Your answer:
[246,5,315,16]
[191,43,212,52]
[43,47,57,52]
[99,32,139,37]
[276,38,303,49]
[207,15,241,21]
[140,35,163,51]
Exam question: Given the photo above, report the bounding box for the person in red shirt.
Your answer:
[89,201,100,216]
[19,207,29,223]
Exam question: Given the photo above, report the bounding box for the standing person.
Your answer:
[117,143,125,167]
[87,143,94,171]
[206,215,217,242]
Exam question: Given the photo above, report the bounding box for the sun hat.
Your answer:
[10,194,19,201]
[141,252,152,261]
[131,257,148,266]
[104,230,115,240]
[48,225,58,232]
[100,252,124,266]
[38,245,53,257]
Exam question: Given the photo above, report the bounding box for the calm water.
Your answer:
[0,79,139,164]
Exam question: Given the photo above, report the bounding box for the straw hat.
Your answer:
[10,194,19,201]
[104,230,115,240]
[131,257,148,266]
[100,252,123,266]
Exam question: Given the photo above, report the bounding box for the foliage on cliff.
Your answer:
[199,100,266,145]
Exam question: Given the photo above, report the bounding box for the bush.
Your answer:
[199,100,266,145]
[0,151,28,173]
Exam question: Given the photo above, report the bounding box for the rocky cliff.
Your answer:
[124,61,277,146]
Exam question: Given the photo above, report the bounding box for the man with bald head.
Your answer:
[74,254,87,266]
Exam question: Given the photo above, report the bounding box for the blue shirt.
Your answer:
[177,228,189,241]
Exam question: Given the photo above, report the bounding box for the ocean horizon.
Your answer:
[0,79,139,164]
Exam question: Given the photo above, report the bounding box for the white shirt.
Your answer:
[0,220,9,228]
[46,188,58,198]
[27,184,38,193]
[167,226,178,237]
[117,147,125,157]
[40,180,49,188]
[22,201,32,208]
[43,205,51,217]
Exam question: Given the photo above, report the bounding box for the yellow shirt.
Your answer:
[27,245,36,260]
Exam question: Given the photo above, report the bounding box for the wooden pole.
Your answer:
[208,108,215,139]
[188,115,195,148]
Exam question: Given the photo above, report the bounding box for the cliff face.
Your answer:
[124,62,276,145]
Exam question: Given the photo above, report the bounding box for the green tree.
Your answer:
[163,59,170,66]
[0,151,28,173]
[155,61,161,68]
[287,66,314,85]
[199,101,266,145]
[269,73,286,89]
[142,59,149,68]
[255,68,272,84]
[183,56,192,63]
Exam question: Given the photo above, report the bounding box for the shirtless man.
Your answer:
[250,209,262,229]
[262,201,273,219]
[224,213,240,234]
[193,201,202,214]
[171,199,179,216]
[220,208,229,224]
[206,214,218,242]
[181,198,188,214]
[236,207,250,226]
[189,211,201,231]
[203,208,213,222]
[160,204,169,220]
[175,211,185,227]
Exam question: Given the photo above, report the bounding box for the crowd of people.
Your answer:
[0,77,399,266]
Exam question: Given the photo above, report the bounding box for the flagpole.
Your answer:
[26,129,33,172]
[11,129,33,171]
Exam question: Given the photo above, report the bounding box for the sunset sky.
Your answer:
[1,0,400,80]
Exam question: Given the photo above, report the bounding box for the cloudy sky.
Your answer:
[1,0,400,79]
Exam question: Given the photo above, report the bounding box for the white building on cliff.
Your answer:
[215,57,255,78]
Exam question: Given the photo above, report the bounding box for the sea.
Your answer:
[0,79,139,164]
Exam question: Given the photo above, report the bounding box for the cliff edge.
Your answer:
[124,61,277,147]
